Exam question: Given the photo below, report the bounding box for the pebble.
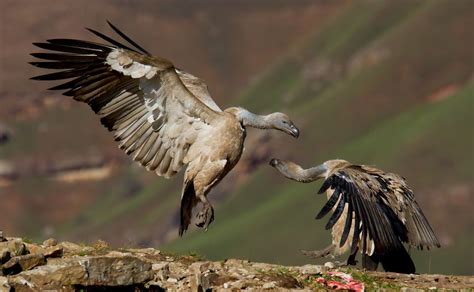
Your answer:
[263,281,276,289]
[42,238,58,247]
[324,262,335,269]
[300,264,323,275]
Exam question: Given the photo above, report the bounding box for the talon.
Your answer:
[195,213,205,227]
[195,204,214,230]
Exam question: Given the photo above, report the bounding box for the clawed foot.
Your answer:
[195,203,214,230]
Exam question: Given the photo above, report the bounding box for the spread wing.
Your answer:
[316,165,439,256]
[372,170,440,250]
[30,22,221,178]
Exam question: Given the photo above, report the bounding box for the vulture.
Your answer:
[269,158,440,274]
[30,22,300,236]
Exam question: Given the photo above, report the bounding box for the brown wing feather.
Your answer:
[176,68,221,112]
[365,169,441,249]
[318,166,410,256]
[31,23,220,178]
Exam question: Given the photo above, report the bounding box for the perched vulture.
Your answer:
[30,22,300,235]
[269,159,440,274]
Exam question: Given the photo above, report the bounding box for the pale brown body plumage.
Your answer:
[270,159,440,273]
[31,22,299,235]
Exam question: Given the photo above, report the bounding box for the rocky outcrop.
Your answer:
[0,233,472,291]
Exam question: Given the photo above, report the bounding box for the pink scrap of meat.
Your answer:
[315,271,365,292]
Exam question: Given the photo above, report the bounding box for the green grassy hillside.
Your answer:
[164,0,474,275]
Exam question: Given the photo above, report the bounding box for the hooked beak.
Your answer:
[289,124,299,138]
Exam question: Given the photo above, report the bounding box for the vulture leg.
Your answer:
[346,246,358,266]
[301,244,335,259]
[191,159,227,231]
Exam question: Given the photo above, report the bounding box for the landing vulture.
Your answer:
[269,159,440,273]
[30,22,299,235]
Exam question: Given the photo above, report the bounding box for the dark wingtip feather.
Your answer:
[325,194,346,230]
[315,188,341,220]
[29,61,86,69]
[106,20,151,56]
[318,177,332,194]
[30,74,56,81]
[46,38,112,51]
[48,82,75,91]
[30,52,96,62]
[32,42,45,48]
[86,27,137,52]
[33,41,107,55]
[30,69,80,81]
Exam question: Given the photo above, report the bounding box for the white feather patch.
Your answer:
[107,49,158,79]
[368,239,375,256]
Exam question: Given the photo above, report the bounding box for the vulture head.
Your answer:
[267,112,299,138]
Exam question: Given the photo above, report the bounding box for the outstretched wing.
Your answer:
[316,166,407,256]
[316,165,440,256]
[30,22,220,178]
[371,170,440,250]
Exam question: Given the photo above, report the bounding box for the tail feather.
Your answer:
[179,181,196,236]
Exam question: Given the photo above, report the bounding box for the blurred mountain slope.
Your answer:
[165,0,474,275]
